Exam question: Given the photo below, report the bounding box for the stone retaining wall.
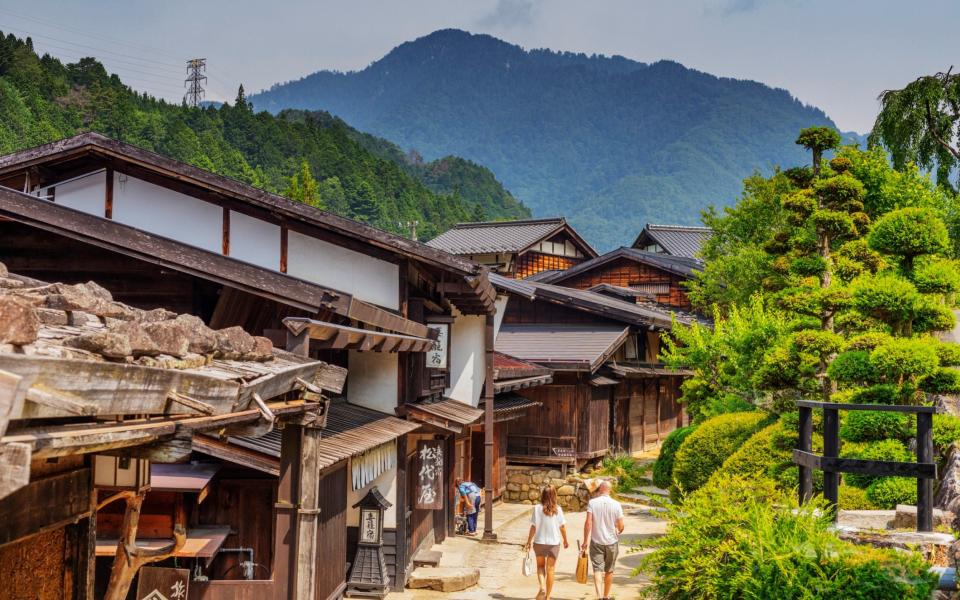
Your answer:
[502,466,613,512]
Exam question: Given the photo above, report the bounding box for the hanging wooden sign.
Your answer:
[425,323,449,369]
[415,439,444,510]
[136,566,189,600]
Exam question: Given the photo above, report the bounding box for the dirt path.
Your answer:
[389,500,666,600]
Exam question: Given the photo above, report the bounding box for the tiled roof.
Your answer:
[632,224,712,259]
[495,323,630,372]
[426,217,597,257]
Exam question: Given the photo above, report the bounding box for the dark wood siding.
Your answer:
[560,256,692,310]
[198,478,276,581]
[515,251,584,279]
[316,463,348,600]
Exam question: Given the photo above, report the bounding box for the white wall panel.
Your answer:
[44,171,106,216]
[446,308,486,407]
[112,173,221,253]
[347,351,399,414]
[229,210,281,270]
[346,459,398,527]
[287,231,399,309]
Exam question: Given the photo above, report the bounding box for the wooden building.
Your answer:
[537,247,703,311]
[0,268,341,600]
[426,218,597,279]
[490,274,694,466]
[631,223,712,259]
[0,133,502,597]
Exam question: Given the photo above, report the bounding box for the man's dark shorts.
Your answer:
[589,541,619,572]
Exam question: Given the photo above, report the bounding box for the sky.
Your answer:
[1,0,957,133]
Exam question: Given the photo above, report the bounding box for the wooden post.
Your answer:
[104,167,114,219]
[276,423,302,599]
[103,491,186,600]
[294,426,321,600]
[287,329,310,358]
[822,407,840,518]
[393,435,408,592]
[917,411,934,532]
[798,405,813,504]
[482,313,496,541]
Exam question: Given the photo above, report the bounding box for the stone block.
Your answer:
[892,504,955,530]
[64,331,132,359]
[506,482,520,492]
[141,320,191,357]
[215,326,256,358]
[0,296,38,345]
[557,484,576,497]
[407,567,479,592]
[531,474,544,484]
[547,470,561,479]
[34,308,69,326]
[521,484,529,492]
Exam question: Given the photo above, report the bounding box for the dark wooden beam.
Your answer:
[222,207,230,256]
[0,467,92,547]
[104,167,113,219]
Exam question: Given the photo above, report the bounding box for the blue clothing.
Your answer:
[458,482,481,496]
[466,494,481,533]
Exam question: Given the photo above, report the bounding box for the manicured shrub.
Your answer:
[868,206,950,260]
[839,485,879,510]
[828,350,875,383]
[652,426,695,489]
[848,383,901,405]
[672,411,770,494]
[642,476,937,600]
[936,342,960,367]
[866,477,918,509]
[920,368,960,395]
[597,454,647,492]
[716,422,792,484]
[840,410,912,443]
[933,414,960,453]
[870,338,939,382]
[841,440,912,488]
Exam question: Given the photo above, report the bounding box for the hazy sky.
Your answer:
[2,0,956,133]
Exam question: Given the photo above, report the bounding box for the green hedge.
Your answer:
[841,440,912,489]
[672,411,771,494]
[839,485,879,510]
[642,476,938,600]
[867,477,918,509]
[840,410,912,443]
[652,425,696,489]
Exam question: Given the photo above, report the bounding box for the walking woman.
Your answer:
[523,486,568,600]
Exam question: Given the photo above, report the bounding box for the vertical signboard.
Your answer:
[415,439,444,510]
[136,566,189,600]
[425,323,449,369]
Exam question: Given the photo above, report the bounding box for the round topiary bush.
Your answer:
[840,410,912,443]
[715,422,791,483]
[652,425,696,489]
[866,477,918,509]
[841,440,912,488]
[868,207,950,261]
[672,411,770,494]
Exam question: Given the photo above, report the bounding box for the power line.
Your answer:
[0,7,187,62]
[2,25,185,70]
[184,59,207,107]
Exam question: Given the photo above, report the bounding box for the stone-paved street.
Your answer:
[388,499,666,600]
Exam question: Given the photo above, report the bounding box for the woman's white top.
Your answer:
[530,504,566,545]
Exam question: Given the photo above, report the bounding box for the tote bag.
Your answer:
[575,541,589,584]
[521,549,535,576]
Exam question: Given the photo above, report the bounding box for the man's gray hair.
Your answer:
[598,480,613,494]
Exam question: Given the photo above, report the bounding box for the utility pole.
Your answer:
[184,58,207,108]
[400,220,418,240]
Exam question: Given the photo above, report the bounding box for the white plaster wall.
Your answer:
[229,210,281,270]
[346,459,398,528]
[347,351,399,414]
[112,173,221,253]
[493,295,509,338]
[287,231,399,309]
[44,171,106,216]
[446,307,486,407]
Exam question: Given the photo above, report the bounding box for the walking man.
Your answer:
[582,480,624,600]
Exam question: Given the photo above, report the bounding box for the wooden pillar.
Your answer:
[276,424,302,599]
[797,405,813,504]
[482,313,497,540]
[822,407,840,518]
[295,426,322,600]
[393,435,409,592]
[104,167,114,219]
[917,411,934,532]
[81,478,97,600]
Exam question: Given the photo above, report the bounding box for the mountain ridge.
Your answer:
[250,28,864,249]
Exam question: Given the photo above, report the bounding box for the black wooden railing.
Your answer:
[794,400,937,532]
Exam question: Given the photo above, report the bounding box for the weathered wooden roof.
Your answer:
[283,317,436,352]
[219,400,419,472]
[538,247,703,284]
[495,323,630,372]
[493,352,553,393]
[491,272,685,329]
[632,223,713,259]
[427,217,597,257]
[405,398,484,433]
[481,393,543,422]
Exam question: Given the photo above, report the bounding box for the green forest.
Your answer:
[251,29,864,250]
[0,32,528,241]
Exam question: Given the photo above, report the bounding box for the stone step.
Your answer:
[412,549,442,567]
[407,567,480,592]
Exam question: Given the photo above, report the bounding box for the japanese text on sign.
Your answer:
[415,440,444,510]
[425,323,448,369]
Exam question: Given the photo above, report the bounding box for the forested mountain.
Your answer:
[251,29,863,249]
[0,32,527,241]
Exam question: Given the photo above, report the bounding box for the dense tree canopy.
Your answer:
[0,32,528,240]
